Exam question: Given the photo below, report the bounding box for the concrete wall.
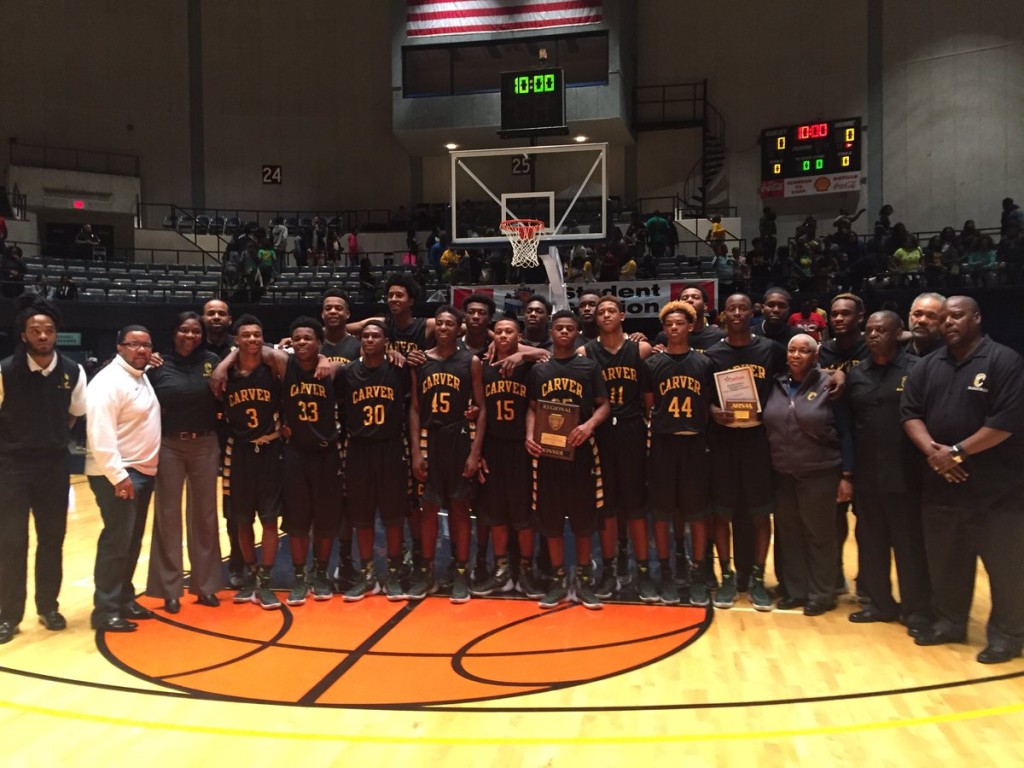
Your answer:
[881,0,1024,231]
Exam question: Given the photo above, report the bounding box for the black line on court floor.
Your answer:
[296,601,421,705]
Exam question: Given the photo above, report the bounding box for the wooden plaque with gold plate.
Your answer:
[713,367,762,423]
[535,400,580,460]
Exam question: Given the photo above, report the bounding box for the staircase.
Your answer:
[633,79,730,217]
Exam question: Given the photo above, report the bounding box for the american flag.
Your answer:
[406,0,603,38]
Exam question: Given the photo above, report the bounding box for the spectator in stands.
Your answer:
[959,219,980,248]
[759,207,777,256]
[1000,197,1024,237]
[271,217,289,269]
[923,237,947,289]
[358,256,377,301]
[74,224,101,261]
[706,214,727,246]
[997,224,1024,284]
[788,296,827,342]
[440,244,465,282]
[487,247,507,285]
[55,273,78,301]
[625,212,647,266]
[257,238,277,283]
[429,232,448,283]
[346,226,361,267]
[795,215,818,244]
[966,235,998,286]
[619,252,637,280]
[598,247,619,282]
[1,245,26,298]
[645,210,671,270]
[748,238,770,296]
[937,227,963,287]
[833,207,866,230]
[891,234,923,284]
[31,275,49,298]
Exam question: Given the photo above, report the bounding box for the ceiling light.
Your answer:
[574,135,588,143]
[445,142,459,150]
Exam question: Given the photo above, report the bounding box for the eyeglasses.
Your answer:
[119,341,153,350]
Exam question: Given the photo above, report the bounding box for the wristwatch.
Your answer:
[949,443,965,463]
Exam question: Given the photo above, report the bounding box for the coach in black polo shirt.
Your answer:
[901,296,1024,664]
[846,311,931,633]
[0,300,86,644]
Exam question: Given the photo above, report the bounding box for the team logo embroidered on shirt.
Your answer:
[968,373,989,392]
[62,373,71,389]
[204,362,213,377]
[896,375,906,392]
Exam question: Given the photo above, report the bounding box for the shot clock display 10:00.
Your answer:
[500,67,568,138]
[760,117,862,197]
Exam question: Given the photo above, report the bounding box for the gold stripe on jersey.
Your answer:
[591,437,604,510]
[222,437,234,497]
[531,456,539,512]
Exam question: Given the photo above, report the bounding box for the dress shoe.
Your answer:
[803,600,836,617]
[0,620,20,644]
[38,610,67,631]
[93,616,137,633]
[849,606,898,624]
[777,596,807,611]
[902,614,933,639]
[914,628,966,647]
[163,599,181,614]
[977,645,1022,664]
[196,593,220,607]
[120,601,155,620]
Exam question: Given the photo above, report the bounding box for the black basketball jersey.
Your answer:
[704,335,786,408]
[483,360,532,441]
[819,336,869,374]
[584,338,648,420]
[224,362,280,440]
[458,337,489,360]
[415,348,475,429]
[320,334,361,364]
[337,358,409,440]
[281,355,339,449]
[645,351,716,435]
[387,317,428,356]
[527,355,607,422]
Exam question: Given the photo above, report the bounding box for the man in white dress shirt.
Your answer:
[86,325,162,633]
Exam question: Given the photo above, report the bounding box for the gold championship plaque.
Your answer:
[535,400,580,461]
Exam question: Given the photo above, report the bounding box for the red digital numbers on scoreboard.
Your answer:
[797,123,829,140]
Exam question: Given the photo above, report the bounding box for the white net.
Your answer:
[500,219,544,268]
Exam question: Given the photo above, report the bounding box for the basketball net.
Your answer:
[500,218,544,269]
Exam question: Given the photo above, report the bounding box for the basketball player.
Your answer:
[471,314,539,597]
[644,301,717,605]
[581,296,656,601]
[576,291,601,347]
[521,295,554,351]
[704,294,785,610]
[526,310,610,609]
[460,293,496,358]
[407,306,486,603]
[318,289,361,592]
[653,284,724,352]
[277,317,342,605]
[220,315,282,609]
[337,320,410,601]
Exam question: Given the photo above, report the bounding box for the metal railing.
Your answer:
[633,81,707,128]
[10,141,140,177]
[138,202,396,235]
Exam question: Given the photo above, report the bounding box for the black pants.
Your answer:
[923,505,1024,650]
[855,487,931,620]
[775,469,840,605]
[0,453,70,625]
[89,469,156,625]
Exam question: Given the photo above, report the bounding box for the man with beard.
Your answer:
[903,293,946,358]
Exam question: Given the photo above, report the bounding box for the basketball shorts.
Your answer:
[224,436,283,525]
[282,443,343,539]
[532,436,603,539]
[344,435,408,528]
[707,423,775,519]
[476,436,532,530]
[648,433,712,523]
[595,416,647,519]
[420,422,476,507]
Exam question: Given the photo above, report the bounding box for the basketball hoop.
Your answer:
[500,218,545,268]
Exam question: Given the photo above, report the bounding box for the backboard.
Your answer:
[449,142,607,247]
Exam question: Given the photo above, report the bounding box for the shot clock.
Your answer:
[760,117,862,198]
[500,67,568,138]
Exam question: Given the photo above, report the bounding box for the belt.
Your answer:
[165,431,212,440]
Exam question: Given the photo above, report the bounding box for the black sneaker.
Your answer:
[517,571,546,600]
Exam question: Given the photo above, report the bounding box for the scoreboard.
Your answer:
[760,117,862,198]
[499,67,568,139]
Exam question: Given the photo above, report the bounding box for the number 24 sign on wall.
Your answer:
[262,165,282,184]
